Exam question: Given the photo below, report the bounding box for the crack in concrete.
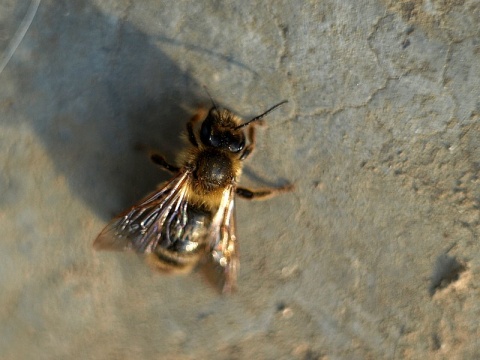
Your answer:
[270,13,300,122]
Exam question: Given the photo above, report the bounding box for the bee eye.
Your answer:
[200,117,214,145]
[227,134,245,153]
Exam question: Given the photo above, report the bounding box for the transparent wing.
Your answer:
[209,185,239,293]
[93,170,191,254]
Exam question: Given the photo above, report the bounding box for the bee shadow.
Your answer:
[7,2,204,219]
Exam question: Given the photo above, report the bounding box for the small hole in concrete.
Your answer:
[429,254,466,296]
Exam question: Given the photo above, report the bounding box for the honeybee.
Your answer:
[94,98,292,293]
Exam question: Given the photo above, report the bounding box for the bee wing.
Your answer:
[209,185,239,293]
[94,170,191,254]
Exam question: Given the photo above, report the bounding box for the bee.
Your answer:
[93,98,292,293]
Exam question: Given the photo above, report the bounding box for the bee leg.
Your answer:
[135,143,180,173]
[187,108,207,147]
[150,153,180,173]
[236,184,294,200]
[240,123,262,161]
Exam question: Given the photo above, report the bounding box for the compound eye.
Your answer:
[200,117,214,146]
[200,119,224,148]
[227,134,245,153]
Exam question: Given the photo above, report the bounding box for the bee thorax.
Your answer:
[194,149,234,191]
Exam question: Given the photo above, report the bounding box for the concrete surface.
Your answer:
[1,0,479,359]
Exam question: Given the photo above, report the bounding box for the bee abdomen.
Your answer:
[148,206,211,274]
[147,248,202,274]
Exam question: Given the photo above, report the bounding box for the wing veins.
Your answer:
[94,170,192,252]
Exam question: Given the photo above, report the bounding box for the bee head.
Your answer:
[199,100,288,153]
[200,108,246,153]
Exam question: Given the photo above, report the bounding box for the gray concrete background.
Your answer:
[1,0,479,359]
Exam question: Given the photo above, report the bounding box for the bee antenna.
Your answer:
[203,85,219,111]
[235,100,288,130]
